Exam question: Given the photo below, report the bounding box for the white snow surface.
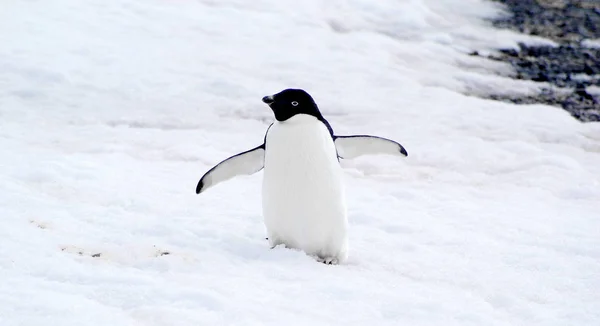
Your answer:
[1,0,599,325]
[582,38,600,49]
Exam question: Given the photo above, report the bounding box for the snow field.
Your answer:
[1,0,599,325]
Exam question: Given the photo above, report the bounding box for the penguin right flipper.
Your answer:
[196,144,265,194]
[334,135,408,159]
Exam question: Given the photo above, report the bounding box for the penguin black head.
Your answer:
[262,89,324,122]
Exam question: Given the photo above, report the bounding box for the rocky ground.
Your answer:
[483,0,600,122]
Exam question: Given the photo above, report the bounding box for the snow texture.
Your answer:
[583,39,600,49]
[1,0,599,325]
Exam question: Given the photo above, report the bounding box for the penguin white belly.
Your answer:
[262,115,348,263]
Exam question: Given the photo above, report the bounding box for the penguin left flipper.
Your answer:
[196,144,265,194]
[334,135,408,159]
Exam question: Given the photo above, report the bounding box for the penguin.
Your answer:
[196,89,407,264]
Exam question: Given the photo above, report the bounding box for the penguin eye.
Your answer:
[291,101,299,106]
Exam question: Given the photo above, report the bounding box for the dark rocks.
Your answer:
[490,43,600,88]
[488,87,599,122]
[492,0,600,44]
[484,0,600,122]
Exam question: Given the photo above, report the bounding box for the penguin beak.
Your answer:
[262,95,274,104]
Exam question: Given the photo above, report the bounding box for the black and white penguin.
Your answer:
[196,89,407,264]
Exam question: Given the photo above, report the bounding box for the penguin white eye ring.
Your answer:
[195,88,408,265]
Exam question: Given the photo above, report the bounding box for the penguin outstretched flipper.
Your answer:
[196,145,265,194]
[334,135,408,159]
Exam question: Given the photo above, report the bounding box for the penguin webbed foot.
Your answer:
[266,237,340,265]
[316,256,339,265]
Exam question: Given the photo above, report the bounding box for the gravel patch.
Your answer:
[483,0,600,122]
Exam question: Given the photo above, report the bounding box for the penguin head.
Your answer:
[262,89,323,122]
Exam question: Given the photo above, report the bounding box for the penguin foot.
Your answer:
[316,256,339,265]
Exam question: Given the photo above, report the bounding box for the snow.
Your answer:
[582,38,600,49]
[1,0,599,325]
